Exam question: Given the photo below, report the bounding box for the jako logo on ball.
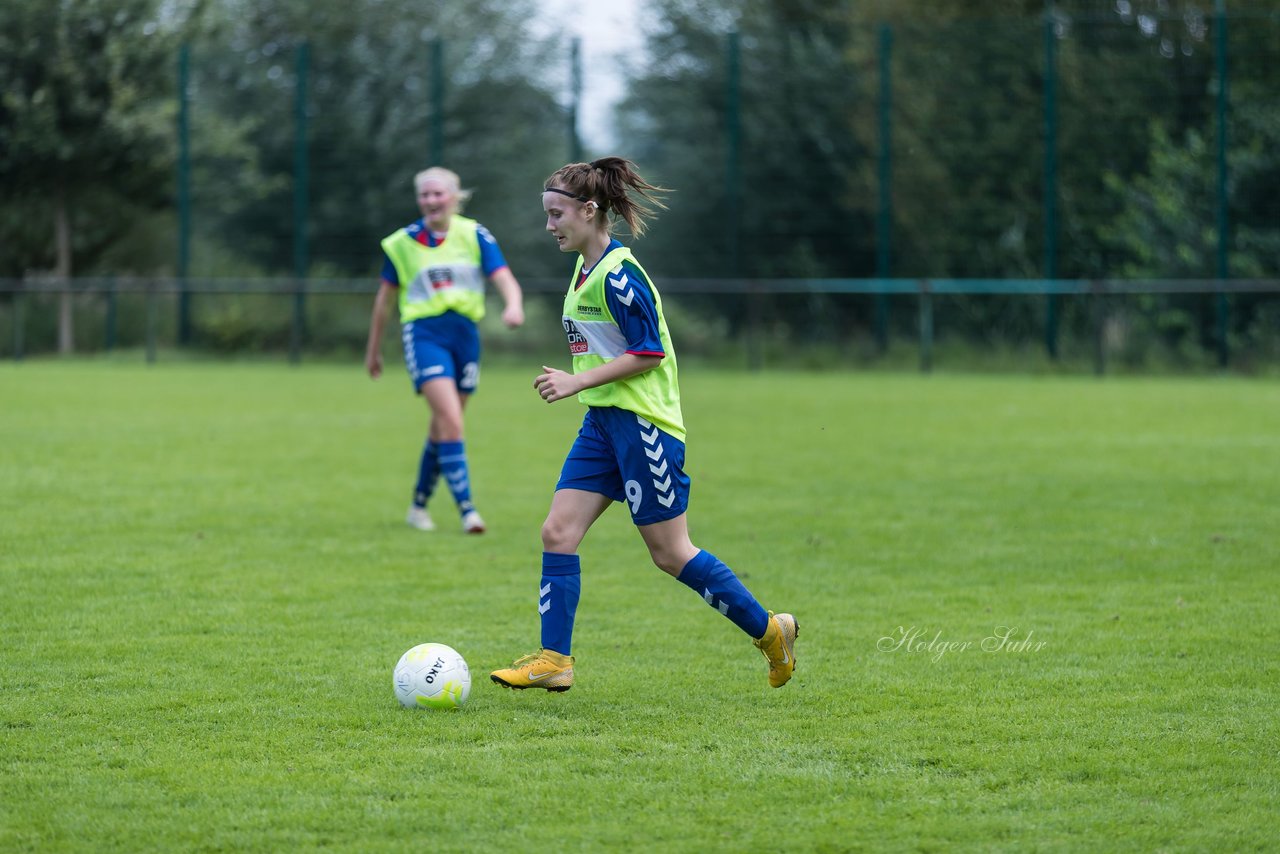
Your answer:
[393,643,471,709]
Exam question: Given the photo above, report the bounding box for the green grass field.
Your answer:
[2,360,1278,852]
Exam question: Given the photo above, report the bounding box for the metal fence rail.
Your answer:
[6,276,1278,295]
[4,277,1276,373]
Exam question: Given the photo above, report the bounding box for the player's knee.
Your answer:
[647,545,686,577]
[541,516,582,553]
[643,538,700,577]
[429,413,464,441]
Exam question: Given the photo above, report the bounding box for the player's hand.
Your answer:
[366,351,383,379]
[501,304,525,329]
[534,365,578,403]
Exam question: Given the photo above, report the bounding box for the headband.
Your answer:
[544,186,591,202]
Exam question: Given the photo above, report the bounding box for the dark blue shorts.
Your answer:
[401,312,480,394]
[556,407,691,526]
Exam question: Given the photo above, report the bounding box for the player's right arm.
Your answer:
[365,279,397,379]
[533,354,662,403]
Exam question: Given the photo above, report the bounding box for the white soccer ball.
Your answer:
[393,643,471,709]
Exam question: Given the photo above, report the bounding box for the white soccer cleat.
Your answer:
[461,510,486,534]
[405,506,436,531]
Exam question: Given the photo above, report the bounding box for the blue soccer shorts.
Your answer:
[555,406,691,526]
[401,312,481,395]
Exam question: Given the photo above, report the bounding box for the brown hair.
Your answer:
[544,156,668,238]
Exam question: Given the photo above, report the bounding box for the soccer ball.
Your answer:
[393,643,471,709]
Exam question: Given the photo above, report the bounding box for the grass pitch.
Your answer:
[2,360,1278,852]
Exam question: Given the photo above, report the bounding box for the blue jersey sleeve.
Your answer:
[604,259,666,357]
[476,223,509,277]
[381,253,399,286]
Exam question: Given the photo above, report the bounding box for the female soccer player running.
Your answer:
[490,157,797,692]
[366,167,525,534]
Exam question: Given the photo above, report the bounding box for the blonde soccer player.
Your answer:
[366,167,524,534]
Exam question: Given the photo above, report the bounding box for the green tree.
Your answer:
[1081,5,1279,361]
[1098,64,1280,354]
[621,0,872,280]
[619,0,1276,354]
[0,0,193,351]
[616,0,875,350]
[187,0,568,282]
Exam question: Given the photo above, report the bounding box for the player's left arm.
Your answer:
[490,268,524,328]
[478,223,523,328]
[609,260,666,359]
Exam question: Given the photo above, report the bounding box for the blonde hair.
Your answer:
[413,167,473,209]
[544,156,668,238]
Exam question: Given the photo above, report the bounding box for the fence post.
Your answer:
[745,283,765,372]
[725,32,756,370]
[1043,4,1060,360]
[12,285,24,362]
[568,37,583,162]
[291,41,311,365]
[1214,0,1230,369]
[105,277,117,353]
[430,38,445,165]
[918,280,933,373]
[146,281,158,364]
[177,43,192,346]
[725,31,740,273]
[1091,280,1106,377]
[290,283,307,365]
[875,23,893,353]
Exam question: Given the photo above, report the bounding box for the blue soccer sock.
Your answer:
[676,550,770,639]
[412,440,439,508]
[434,440,475,516]
[539,552,581,656]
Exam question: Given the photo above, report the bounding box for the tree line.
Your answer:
[2,0,1277,360]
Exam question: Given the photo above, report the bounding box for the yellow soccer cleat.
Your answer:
[753,612,799,688]
[490,649,574,692]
